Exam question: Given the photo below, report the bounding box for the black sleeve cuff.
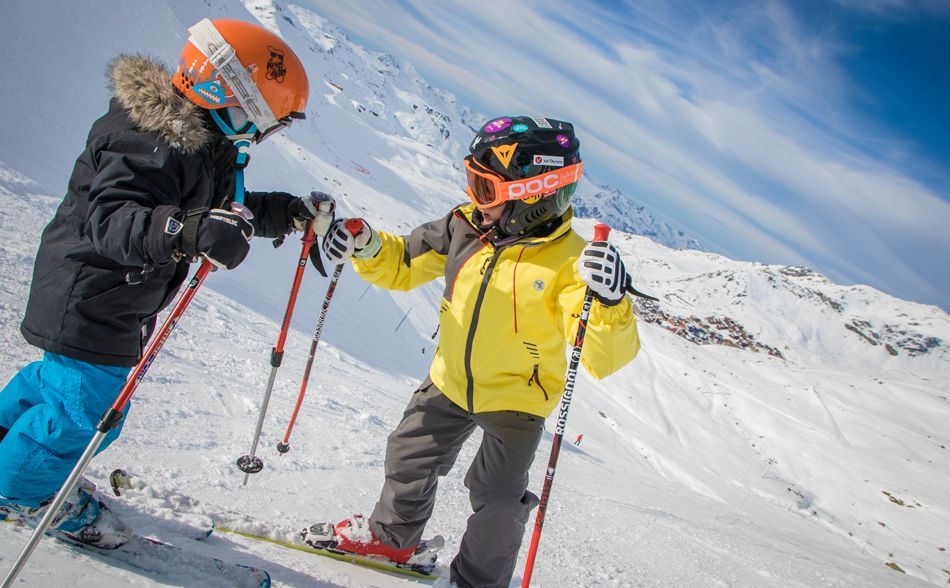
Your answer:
[144,205,184,265]
[243,191,296,239]
[592,291,625,307]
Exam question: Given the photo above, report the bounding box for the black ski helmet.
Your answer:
[469,115,581,237]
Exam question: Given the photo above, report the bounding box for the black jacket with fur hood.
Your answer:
[21,55,298,367]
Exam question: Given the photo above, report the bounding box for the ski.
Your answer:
[218,526,443,581]
[4,519,270,587]
[108,468,215,540]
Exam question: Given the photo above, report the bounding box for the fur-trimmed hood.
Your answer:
[107,55,212,154]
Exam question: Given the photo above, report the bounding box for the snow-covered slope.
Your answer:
[0,0,948,587]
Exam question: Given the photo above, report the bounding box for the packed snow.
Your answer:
[1,0,948,586]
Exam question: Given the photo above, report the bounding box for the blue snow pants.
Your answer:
[0,353,130,507]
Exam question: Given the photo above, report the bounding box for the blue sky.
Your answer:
[303,0,950,310]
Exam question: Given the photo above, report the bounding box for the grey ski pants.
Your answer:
[370,378,544,588]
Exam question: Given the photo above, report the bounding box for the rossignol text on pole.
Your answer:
[237,222,318,484]
[520,223,611,587]
[277,218,365,453]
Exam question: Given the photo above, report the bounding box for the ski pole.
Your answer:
[277,218,364,454]
[521,223,611,588]
[0,204,250,586]
[237,222,318,484]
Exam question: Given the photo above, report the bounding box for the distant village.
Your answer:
[634,300,785,359]
[634,300,942,359]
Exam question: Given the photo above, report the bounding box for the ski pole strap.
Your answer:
[179,207,207,259]
[308,240,328,277]
[626,281,659,302]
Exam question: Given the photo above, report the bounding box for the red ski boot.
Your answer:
[301,514,443,573]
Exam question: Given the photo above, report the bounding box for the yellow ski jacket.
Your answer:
[353,203,640,417]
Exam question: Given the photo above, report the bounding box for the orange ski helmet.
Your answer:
[175,19,309,142]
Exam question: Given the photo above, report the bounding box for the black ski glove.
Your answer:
[196,209,255,270]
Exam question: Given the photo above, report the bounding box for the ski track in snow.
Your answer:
[1,0,949,586]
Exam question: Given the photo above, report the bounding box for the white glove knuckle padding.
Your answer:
[578,241,627,301]
[324,220,356,263]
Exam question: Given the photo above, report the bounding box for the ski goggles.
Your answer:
[464,156,584,209]
[210,106,302,143]
[255,112,305,143]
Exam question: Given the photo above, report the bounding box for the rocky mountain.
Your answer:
[573,183,704,250]
[247,0,704,250]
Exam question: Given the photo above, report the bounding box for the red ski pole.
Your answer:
[237,222,318,483]
[521,223,611,587]
[277,218,364,453]
[2,242,227,588]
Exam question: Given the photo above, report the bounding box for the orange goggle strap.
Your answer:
[465,158,584,208]
[187,19,281,136]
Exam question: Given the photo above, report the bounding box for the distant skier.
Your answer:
[0,19,333,546]
[304,116,640,586]
[575,433,584,446]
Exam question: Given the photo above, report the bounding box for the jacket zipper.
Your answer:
[464,248,502,414]
[512,247,526,333]
[528,364,549,400]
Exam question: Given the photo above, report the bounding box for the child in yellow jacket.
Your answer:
[306,116,640,588]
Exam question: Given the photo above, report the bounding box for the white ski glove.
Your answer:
[322,218,381,265]
[577,241,630,306]
[290,190,336,235]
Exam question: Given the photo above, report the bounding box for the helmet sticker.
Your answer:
[533,154,564,167]
[484,118,512,133]
[530,116,553,129]
[193,73,231,105]
[491,144,518,168]
[266,45,286,83]
[556,134,570,148]
[512,123,529,133]
[523,194,544,204]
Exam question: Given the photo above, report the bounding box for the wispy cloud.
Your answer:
[832,0,950,18]
[303,0,950,307]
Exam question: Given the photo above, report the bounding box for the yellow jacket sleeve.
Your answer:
[557,270,640,380]
[352,212,453,291]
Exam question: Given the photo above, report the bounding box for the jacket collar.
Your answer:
[455,202,574,247]
[107,55,212,154]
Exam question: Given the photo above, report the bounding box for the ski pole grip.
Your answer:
[593,223,611,242]
[229,201,255,221]
[344,218,365,237]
